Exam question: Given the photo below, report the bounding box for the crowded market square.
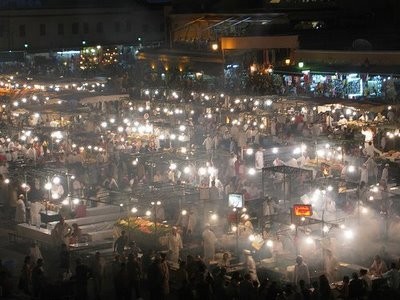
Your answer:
[0,1,400,300]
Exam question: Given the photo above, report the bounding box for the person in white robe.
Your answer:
[30,200,44,227]
[326,113,334,129]
[361,127,374,147]
[202,224,217,262]
[324,249,339,283]
[167,227,183,263]
[360,164,368,184]
[155,204,165,221]
[26,146,37,161]
[15,194,26,223]
[381,164,389,184]
[363,141,382,157]
[186,210,197,236]
[244,250,259,283]
[51,218,72,246]
[28,242,43,265]
[294,255,310,286]
[255,148,264,170]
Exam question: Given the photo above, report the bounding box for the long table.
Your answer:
[16,223,53,245]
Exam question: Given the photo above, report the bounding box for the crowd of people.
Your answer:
[7,240,400,300]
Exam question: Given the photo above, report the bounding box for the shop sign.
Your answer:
[293,204,313,217]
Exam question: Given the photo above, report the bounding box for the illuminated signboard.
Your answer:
[293,204,313,217]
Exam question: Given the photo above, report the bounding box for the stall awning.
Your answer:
[80,94,129,104]
[221,35,299,50]
[262,165,313,176]
[137,48,224,64]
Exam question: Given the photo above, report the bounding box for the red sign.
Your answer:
[293,204,313,217]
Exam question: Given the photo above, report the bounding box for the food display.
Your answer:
[381,151,400,161]
[115,217,170,249]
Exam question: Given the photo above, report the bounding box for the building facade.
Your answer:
[0,4,165,51]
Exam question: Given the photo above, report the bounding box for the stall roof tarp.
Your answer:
[80,94,129,104]
[262,165,313,175]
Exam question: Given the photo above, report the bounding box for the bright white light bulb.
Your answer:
[344,229,354,239]
[305,237,313,244]
[52,177,61,185]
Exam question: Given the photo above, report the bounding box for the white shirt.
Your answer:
[255,150,264,169]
